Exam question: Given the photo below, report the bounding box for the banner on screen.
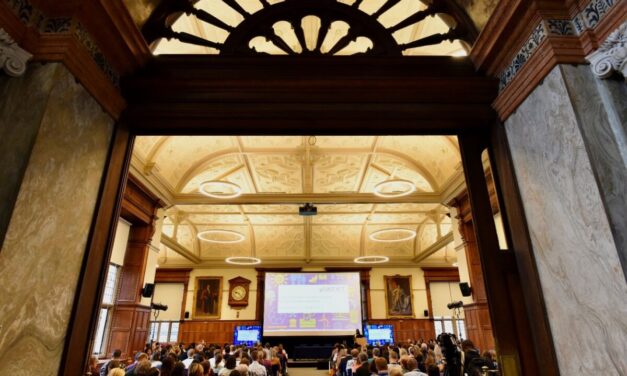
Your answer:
[263,272,362,336]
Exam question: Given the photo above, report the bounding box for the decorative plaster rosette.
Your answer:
[0,28,33,77]
[586,21,627,80]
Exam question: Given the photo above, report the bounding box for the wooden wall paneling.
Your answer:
[178,320,260,344]
[58,125,133,374]
[368,319,435,343]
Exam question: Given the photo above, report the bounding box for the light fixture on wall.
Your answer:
[197,229,245,243]
[354,256,389,264]
[369,228,416,242]
[199,180,242,199]
[373,179,416,198]
[452,262,459,267]
[225,256,262,265]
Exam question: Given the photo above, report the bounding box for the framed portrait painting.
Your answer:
[384,275,414,318]
[192,277,222,319]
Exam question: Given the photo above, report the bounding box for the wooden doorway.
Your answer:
[60,55,558,376]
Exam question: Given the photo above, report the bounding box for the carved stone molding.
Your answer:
[586,21,627,80]
[0,28,32,77]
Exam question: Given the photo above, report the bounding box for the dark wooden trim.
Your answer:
[488,123,560,376]
[122,56,497,135]
[58,124,133,375]
[459,133,542,375]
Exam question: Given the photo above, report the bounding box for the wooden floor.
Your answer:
[287,367,329,376]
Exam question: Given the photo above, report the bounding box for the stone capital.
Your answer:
[0,28,32,77]
[586,21,627,80]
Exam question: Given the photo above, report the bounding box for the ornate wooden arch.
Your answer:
[143,0,477,56]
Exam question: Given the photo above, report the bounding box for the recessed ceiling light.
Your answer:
[373,179,416,198]
[197,229,245,243]
[369,228,416,242]
[225,256,261,265]
[354,256,389,264]
[199,180,242,199]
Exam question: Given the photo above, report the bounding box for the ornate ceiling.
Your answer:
[131,136,465,267]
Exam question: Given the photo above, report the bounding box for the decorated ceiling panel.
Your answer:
[134,136,463,267]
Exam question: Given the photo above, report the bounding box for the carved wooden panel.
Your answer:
[368,319,435,342]
[179,320,260,344]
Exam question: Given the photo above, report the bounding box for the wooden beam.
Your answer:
[412,232,454,262]
[172,192,441,205]
[161,235,202,264]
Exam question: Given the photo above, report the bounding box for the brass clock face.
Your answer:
[231,285,246,301]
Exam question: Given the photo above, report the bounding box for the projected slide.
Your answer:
[264,272,362,336]
[364,324,394,345]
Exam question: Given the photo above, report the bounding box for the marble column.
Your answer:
[505,65,627,375]
[0,63,114,375]
[0,29,36,249]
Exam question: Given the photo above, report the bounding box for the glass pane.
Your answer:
[149,322,158,342]
[457,319,467,340]
[434,320,443,337]
[158,323,169,342]
[93,308,109,354]
[481,148,509,250]
[102,264,120,305]
[169,322,180,342]
[443,319,454,334]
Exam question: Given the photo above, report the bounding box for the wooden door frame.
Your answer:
[59,56,559,376]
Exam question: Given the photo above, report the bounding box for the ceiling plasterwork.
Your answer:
[134,136,464,267]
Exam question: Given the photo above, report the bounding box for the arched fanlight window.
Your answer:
[144,0,476,56]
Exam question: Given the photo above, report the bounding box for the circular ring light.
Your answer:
[373,179,416,198]
[197,229,245,244]
[354,256,390,264]
[199,180,242,199]
[226,256,262,265]
[369,228,416,242]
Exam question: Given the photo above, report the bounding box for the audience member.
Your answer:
[375,357,389,376]
[354,352,370,376]
[189,362,204,376]
[101,349,123,376]
[404,358,427,376]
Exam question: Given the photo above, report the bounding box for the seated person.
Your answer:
[403,358,427,376]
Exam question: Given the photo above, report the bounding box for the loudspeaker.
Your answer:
[459,282,472,297]
[141,283,155,298]
[423,309,429,317]
[184,311,190,319]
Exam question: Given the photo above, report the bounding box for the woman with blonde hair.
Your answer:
[189,362,204,376]
[108,369,125,376]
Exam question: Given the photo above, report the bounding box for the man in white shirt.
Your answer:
[346,348,359,375]
[182,349,195,368]
[249,351,268,376]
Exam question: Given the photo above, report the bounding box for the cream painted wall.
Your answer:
[110,219,131,266]
[430,282,465,318]
[141,209,165,307]
[185,268,258,320]
[153,283,185,321]
[369,268,429,319]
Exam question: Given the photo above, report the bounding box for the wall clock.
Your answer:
[228,276,251,308]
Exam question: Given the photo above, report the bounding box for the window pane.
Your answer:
[158,323,169,342]
[93,308,109,354]
[149,322,158,342]
[169,322,179,342]
[434,320,443,337]
[456,319,467,339]
[102,264,120,305]
[443,319,454,334]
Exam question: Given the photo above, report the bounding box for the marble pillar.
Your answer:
[0,63,57,249]
[505,65,627,375]
[0,63,114,375]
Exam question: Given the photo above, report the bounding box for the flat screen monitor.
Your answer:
[364,324,394,345]
[263,272,363,336]
[233,325,262,346]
